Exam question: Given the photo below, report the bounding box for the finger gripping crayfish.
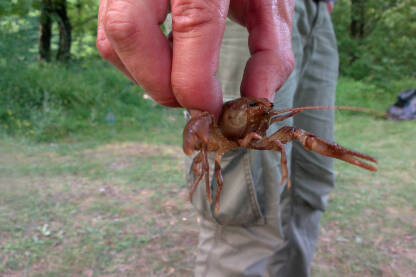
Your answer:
[183,97,377,214]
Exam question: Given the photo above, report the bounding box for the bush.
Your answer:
[332,0,416,81]
[0,55,164,141]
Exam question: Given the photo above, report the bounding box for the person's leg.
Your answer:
[191,3,313,272]
[189,17,304,275]
[278,1,340,276]
[189,0,338,275]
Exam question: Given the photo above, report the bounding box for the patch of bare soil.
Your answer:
[1,140,198,277]
[314,220,416,277]
[82,142,183,159]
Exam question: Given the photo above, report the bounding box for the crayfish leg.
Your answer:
[213,151,225,215]
[238,132,263,148]
[188,147,212,203]
[277,141,291,189]
[247,138,291,188]
[202,147,212,204]
[188,151,203,201]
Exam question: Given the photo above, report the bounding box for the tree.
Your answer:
[333,0,416,79]
[39,1,52,61]
[350,0,365,38]
[38,0,71,62]
[1,0,98,62]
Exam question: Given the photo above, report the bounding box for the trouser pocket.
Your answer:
[187,149,266,226]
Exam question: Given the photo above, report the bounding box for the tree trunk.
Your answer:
[350,0,365,38]
[55,0,72,62]
[39,0,52,62]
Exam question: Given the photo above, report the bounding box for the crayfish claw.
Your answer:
[334,151,377,172]
[296,131,378,172]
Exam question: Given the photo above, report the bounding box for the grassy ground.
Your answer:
[1,80,416,276]
[312,114,416,277]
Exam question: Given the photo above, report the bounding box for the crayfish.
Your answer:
[183,97,377,214]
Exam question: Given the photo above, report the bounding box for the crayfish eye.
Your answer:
[249,101,257,107]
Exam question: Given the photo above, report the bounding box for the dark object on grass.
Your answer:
[387,89,416,120]
[105,109,116,124]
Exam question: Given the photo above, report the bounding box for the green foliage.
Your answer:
[0,56,178,141]
[333,0,416,81]
[0,26,179,142]
[0,0,97,18]
[1,0,416,143]
[1,95,416,275]
[0,16,185,143]
[366,1,416,80]
[0,0,34,17]
[70,1,99,58]
[1,0,100,60]
[335,77,416,111]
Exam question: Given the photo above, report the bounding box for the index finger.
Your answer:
[103,0,179,107]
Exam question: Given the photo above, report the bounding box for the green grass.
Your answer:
[311,116,416,277]
[308,78,416,276]
[1,77,416,276]
[0,123,197,276]
[0,56,185,144]
[1,9,415,275]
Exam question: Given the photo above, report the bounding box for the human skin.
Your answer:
[327,2,334,14]
[97,0,296,118]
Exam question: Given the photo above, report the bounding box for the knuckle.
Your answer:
[96,37,116,61]
[172,0,225,33]
[104,1,139,41]
[275,50,295,78]
[171,76,196,100]
[171,74,205,103]
[284,53,295,74]
[104,19,137,43]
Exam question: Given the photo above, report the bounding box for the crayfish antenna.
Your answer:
[270,105,386,118]
[269,106,337,117]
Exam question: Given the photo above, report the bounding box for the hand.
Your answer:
[97,0,295,118]
[327,2,334,14]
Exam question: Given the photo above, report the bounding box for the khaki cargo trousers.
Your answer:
[180,0,338,276]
